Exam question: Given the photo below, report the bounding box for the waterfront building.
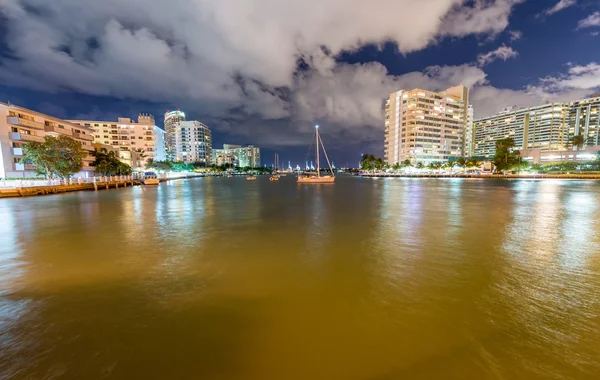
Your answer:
[384,84,470,165]
[175,120,212,164]
[465,105,474,158]
[70,114,164,170]
[520,146,600,164]
[0,102,95,178]
[473,95,600,158]
[212,144,260,167]
[164,110,186,160]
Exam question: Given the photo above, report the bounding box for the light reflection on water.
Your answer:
[0,176,599,379]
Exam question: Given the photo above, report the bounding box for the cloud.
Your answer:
[508,30,523,41]
[539,63,600,91]
[578,12,600,29]
[476,45,519,66]
[544,0,577,16]
[0,0,523,118]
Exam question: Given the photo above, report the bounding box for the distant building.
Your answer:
[520,146,600,164]
[473,95,600,158]
[70,114,164,170]
[0,102,95,178]
[175,120,212,164]
[385,84,470,165]
[212,144,260,167]
[464,105,474,157]
[164,110,185,160]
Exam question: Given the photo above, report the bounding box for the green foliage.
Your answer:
[415,162,424,169]
[493,138,520,173]
[402,159,412,167]
[23,135,87,179]
[360,154,386,171]
[567,135,585,151]
[456,157,467,168]
[93,149,132,176]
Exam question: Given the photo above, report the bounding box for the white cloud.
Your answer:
[539,63,600,91]
[0,0,523,116]
[578,12,600,29]
[508,30,523,41]
[476,45,519,66]
[545,0,577,16]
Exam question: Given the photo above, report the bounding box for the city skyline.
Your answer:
[1,0,600,164]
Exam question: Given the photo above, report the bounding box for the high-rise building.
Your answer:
[384,84,470,165]
[0,102,96,178]
[175,120,212,164]
[464,105,474,158]
[212,144,261,168]
[70,114,164,170]
[164,110,186,160]
[473,95,600,158]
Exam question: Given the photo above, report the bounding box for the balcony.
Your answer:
[9,132,45,143]
[44,125,73,136]
[73,132,94,141]
[13,147,23,156]
[7,116,45,130]
[82,144,95,151]
[14,163,38,171]
[83,155,95,162]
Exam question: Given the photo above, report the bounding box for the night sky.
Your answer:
[1,0,599,167]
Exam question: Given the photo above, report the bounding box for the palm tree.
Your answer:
[446,161,457,171]
[456,157,466,171]
[568,135,585,151]
[427,162,435,171]
[415,162,424,170]
[402,159,412,167]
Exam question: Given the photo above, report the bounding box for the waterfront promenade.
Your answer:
[359,172,600,179]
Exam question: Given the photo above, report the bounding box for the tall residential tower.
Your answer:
[164,110,186,160]
[384,85,470,165]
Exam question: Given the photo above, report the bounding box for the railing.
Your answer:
[9,132,45,143]
[0,175,134,189]
[44,125,73,136]
[72,132,94,141]
[7,116,45,130]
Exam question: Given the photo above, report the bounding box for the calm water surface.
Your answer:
[1,175,599,379]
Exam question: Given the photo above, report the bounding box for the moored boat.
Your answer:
[298,125,335,184]
[142,171,160,185]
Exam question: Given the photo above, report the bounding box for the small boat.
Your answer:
[246,174,256,181]
[270,152,280,182]
[142,171,160,185]
[298,125,335,184]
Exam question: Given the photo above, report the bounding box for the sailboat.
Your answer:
[270,152,280,182]
[298,125,335,184]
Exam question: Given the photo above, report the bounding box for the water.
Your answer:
[1,175,599,379]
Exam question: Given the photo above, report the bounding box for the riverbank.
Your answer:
[0,178,138,198]
[360,173,600,179]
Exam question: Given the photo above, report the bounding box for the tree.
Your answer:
[402,159,412,167]
[93,149,132,176]
[360,154,377,171]
[392,162,401,171]
[568,135,585,151]
[456,157,467,170]
[415,162,424,170]
[493,138,520,173]
[23,135,87,179]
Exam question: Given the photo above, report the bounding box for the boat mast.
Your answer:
[316,125,320,177]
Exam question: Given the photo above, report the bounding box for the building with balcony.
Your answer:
[0,102,95,179]
[164,110,186,160]
[212,144,260,168]
[175,121,212,164]
[70,114,165,170]
[384,84,470,165]
[473,95,600,158]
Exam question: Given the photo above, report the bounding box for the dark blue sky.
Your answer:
[1,0,599,166]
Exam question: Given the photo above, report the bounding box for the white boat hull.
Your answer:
[297,175,335,183]
[143,178,160,185]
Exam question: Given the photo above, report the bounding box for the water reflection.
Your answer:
[0,176,599,379]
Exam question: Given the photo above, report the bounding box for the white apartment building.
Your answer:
[385,84,470,165]
[70,114,165,170]
[0,102,95,178]
[212,144,260,167]
[175,120,212,164]
[473,95,600,158]
[164,110,186,160]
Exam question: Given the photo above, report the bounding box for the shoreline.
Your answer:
[359,173,600,179]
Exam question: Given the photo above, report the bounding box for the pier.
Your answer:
[0,176,138,198]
